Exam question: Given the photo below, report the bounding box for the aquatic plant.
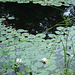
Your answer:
[0,0,75,6]
[0,12,75,75]
[0,2,75,74]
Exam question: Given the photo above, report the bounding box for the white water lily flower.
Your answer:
[42,58,50,64]
[42,58,47,62]
[16,58,22,63]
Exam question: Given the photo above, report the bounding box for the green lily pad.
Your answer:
[17,29,25,33]
[36,33,46,38]
[1,31,7,35]
[55,31,64,34]
[34,62,43,67]
[37,70,49,75]
[8,16,15,20]
[31,65,37,72]
[0,36,6,41]
[48,34,56,38]
[57,27,65,31]
[60,51,64,56]
[45,64,57,71]
[14,37,19,44]
[28,34,36,39]
[6,68,14,73]
[0,18,6,21]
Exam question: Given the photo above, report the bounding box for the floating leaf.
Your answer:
[2,63,6,69]
[31,65,37,72]
[0,36,6,41]
[37,70,49,75]
[50,54,57,59]
[0,18,6,21]
[36,33,46,38]
[23,59,31,66]
[24,66,29,72]
[8,52,16,59]
[45,64,57,71]
[48,34,56,38]
[17,29,25,33]
[57,27,65,31]
[8,16,15,20]
[14,37,19,44]
[28,34,36,39]
[6,68,14,73]
[60,51,64,56]
[1,31,7,35]
[34,62,43,67]
[8,45,15,51]
[55,31,64,34]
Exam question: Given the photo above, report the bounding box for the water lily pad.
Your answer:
[8,45,15,51]
[11,30,17,34]
[23,59,31,66]
[41,2,47,6]
[24,1,29,3]
[22,33,29,36]
[48,34,56,38]
[37,70,49,75]
[28,34,36,39]
[6,68,14,73]
[35,54,44,61]
[67,41,72,46]
[6,35,13,39]
[8,52,16,59]
[1,31,7,35]
[6,29,13,32]
[50,54,57,59]
[36,33,46,38]
[0,18,6,21]
[17,29,25,33]
[57,27,65,31]
[60,51,64,56]
[31,65,37,72]
[3,47,9,51]
[0,57,6,63]
[8,16,15,20]
[14,37,19,44]
[0,36,6,41]
[34,62,43,67]
[45,64,57,71]
[55,31,64,34]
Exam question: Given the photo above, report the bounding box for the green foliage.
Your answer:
[0,0,75,6]
[6,68,14,73]
[0,16,75,75]
[8,16,15,20]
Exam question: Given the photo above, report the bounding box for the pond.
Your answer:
[0,2,75,75]
[0,2,65,35]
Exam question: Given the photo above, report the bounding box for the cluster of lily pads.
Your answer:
[0,17,75,75]
[0,0,75,6]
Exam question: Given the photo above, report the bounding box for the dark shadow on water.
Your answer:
[0,2,65,35]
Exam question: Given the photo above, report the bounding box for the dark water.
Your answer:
[0,2,65,35]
